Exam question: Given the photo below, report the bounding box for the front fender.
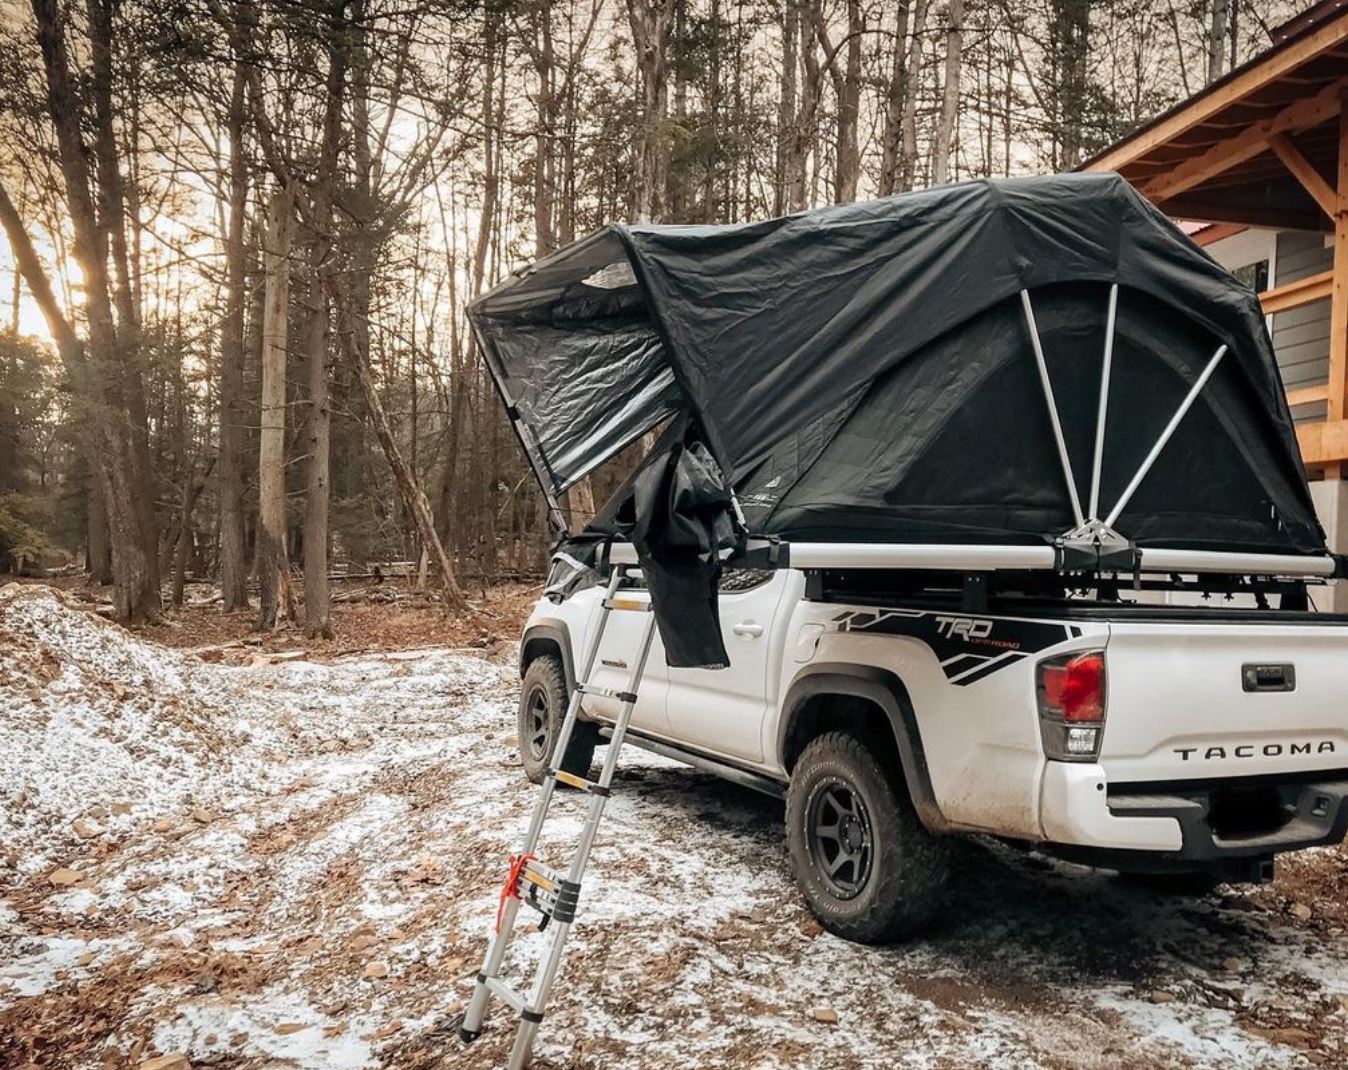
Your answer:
[519,620,576,693]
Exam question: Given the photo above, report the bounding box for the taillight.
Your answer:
[1037,651,1107,761]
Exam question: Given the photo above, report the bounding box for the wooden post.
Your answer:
[1328,91,1348,479]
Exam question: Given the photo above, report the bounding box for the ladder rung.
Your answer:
[510,859,583,924]
[520,857,562,891]
[552,769,611,797]
[486,976,527,1013]
[603,597,652,612]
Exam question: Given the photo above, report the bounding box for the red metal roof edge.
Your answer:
[1274,0,1348,43]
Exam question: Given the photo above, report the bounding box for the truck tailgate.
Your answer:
[1101,620,1348,783]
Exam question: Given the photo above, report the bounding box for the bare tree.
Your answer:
[1207,0,1235,84]
[813,0,864,203]
[302,1,348,640]
[23,0,160,621]
[932,0,966,184]
[218,5,252,612]
[625,0,677,221]
[256,183,294,631]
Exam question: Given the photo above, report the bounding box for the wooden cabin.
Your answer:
[1083,0,1348,606]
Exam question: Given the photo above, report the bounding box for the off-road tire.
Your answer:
[786,731,951,943]
[518,655,598,785]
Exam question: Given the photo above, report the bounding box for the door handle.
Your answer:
[732,621,764,638]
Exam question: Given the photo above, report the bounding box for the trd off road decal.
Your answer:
[830,609,1079,685]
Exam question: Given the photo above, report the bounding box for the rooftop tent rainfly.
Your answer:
[468,172,1330,657]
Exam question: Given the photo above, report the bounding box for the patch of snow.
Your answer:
[149,993,374,1069]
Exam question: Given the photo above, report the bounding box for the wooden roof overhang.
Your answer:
[1084,6,1348,232]
[1082,1,1348,473]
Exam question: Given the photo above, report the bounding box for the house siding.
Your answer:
[1272,231,1332,422]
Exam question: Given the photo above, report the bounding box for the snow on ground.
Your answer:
[2,583,1347,1069]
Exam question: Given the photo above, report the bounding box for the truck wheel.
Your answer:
[786,731,950,943]
[518,654,597,785]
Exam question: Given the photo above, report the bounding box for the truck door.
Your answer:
[581,585,670,736]
[663,568,792,763]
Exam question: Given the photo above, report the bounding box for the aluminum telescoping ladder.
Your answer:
[457,565,656,1069]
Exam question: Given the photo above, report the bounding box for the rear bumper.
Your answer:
[1039,762,1348,861]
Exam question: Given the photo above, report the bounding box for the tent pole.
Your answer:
[1086,284,1118,521]
[1104,343,1229,528]
[1020,290,1085,527]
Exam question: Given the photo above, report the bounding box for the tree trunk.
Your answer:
[303,3,346,641]
[899,0,932,190]
[256,184,294,631]
[87,470,112,584]
[219,16,251,612]
[814,0,863,203]
[303,270,332,637]
[1207,0,1231,85]
[25,1,159,622]
[566,477,596,533]
[625,0,675,222]
[85,0,157,573]
[878,1,913,197]
[775,0,798,215]
[172,456,215,608]
[931,0,965,185]
[529,2,558,254]
[789,0,822,211]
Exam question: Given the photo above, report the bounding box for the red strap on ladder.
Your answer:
[495,853,535,933]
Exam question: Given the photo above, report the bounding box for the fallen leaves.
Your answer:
[48,867,83,887]
[137,1054,189,1070]
[362,961,391,979]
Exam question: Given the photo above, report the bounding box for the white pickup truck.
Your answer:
[517,558,1348,943]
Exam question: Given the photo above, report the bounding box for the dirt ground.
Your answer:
[29,576,542,659]
[3,584,1348,1070]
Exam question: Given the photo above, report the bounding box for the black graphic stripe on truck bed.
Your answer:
[830,608,1077,685]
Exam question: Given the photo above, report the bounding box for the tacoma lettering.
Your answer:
[1174,741,1336,760]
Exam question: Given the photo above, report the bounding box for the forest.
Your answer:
[0,0,1301,633]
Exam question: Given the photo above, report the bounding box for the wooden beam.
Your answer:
[1192,222,1247,247]
[1267,133,1338,216]
[1297,418,1348,465]
[1286,383,1330,407]
[1260,269,1334,313]
[1137,77,1348,202]
[1326,89,1348,478]
[1087,15,1348,174]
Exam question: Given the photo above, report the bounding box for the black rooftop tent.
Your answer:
[469,173,1329,665]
